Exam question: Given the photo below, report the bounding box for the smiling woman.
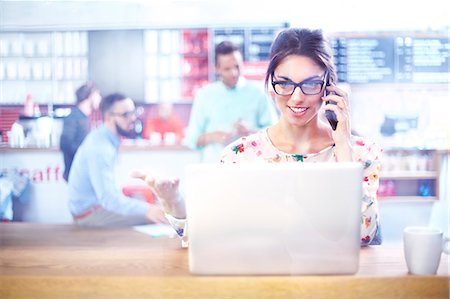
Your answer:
[136,28,383,247]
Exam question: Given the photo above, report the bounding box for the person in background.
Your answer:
[142,102,184,145]
[68,93,167,227]
[60,82,101,181]
[184,40,277,162]
[134,28,382,246]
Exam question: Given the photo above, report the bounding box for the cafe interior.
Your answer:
[0,1,449,298]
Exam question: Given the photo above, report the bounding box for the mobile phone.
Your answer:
[324,86,338,131]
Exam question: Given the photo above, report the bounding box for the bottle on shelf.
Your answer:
[23,94,34,117]
[418,180,432,197]
[33,103,41,117]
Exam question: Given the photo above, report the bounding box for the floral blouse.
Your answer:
[219,129,382,245]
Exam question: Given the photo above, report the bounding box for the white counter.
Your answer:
[0,146,200,223]
[1,146,448,240]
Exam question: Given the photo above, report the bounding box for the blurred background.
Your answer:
[0,0,449,241]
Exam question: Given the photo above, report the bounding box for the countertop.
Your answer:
[0,223,448,299]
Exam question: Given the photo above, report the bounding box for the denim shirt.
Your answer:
[68,125,150,217]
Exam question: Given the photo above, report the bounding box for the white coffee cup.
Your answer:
[149,132,162,146]
[403,226,450,275]
[164,132,176,146]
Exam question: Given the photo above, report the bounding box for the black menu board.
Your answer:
[213,28,246,58]
[213,27,284,62]
[247,28,278,61]
[331,35,449,84]
[396,37,449,83]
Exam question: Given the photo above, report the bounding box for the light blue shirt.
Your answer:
[68,125,150,217]
[184,78,277,162]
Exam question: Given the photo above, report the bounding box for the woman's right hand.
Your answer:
[131,170,186,219]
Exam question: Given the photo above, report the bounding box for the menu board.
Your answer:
[331,36,449,84]
[247,28,278,61]
[396,37,449,83]
[213,28,245,58]
[213,27,283,62]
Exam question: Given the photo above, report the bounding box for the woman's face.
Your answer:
[272,55,326,128]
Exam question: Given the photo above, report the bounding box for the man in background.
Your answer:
[142,102,184,145]
[68,93,167,227]
[184,41,277,162]
[60,82,101,181]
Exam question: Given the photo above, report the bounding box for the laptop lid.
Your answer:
[185,162,363,275]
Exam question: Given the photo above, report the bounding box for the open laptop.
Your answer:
[184,162,363,275]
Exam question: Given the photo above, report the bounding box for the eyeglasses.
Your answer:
[110,109,141,119]
[271,72,328,96]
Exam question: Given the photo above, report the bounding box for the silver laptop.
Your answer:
[185,162,363,275]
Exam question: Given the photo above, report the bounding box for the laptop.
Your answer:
[184,162,363,275]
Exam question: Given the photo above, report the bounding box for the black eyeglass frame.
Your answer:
[271,71,329,96]
[110,110,140,119]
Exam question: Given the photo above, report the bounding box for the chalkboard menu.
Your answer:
[331,36,449,84]
[214,28,246,58]
[213,25,287,62]
[247,28,278,61]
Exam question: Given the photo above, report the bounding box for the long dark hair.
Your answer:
[265,28,337,88]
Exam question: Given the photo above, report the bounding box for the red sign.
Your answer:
[242,61,269,81]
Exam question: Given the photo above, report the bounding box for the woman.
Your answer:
[134,28,382,245]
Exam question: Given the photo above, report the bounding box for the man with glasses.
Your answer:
[67,93,167,227]
[184,41,277,162]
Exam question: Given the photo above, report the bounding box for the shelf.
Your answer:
[2,79,86,82]
[1,79,54,82]
[0,31,88,105]
[1,55,53,58]
[380,171,438,179]
[182,75,209,80]
[181,52,208,57]
[378,196,439,202]
[378,149,441,201]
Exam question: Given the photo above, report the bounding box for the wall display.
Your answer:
[331,35,449,84]
[0,32,88,104]
[247,28,278,62]
[396,37,449,83]
[331,38,395,83]
[144,25,286,103]
[144,29,210,102]
[181,29,209,100]
[213,28,245,58]
[378,149,441,201]
[2,30,447,104]
[144,30,184,103]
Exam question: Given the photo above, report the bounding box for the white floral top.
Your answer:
[166,129,382,246]
[219,129,383,245]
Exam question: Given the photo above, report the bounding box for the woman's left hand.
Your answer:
[322,85,351,144]
[322,85,354,162]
